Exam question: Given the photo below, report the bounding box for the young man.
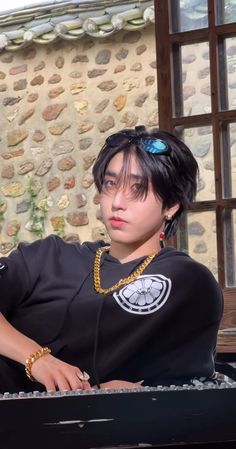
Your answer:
[0,126,223,393]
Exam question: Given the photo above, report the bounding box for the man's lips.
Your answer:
[109,217,128,227]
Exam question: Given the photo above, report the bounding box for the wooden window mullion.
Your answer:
[208,0,227,285]
[155,1,173,131]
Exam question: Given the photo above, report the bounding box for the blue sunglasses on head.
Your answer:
[106,132,171,155]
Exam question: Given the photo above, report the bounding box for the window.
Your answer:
[155,0,236,352]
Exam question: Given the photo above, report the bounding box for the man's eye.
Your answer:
[103,179,115,189]
[131,183,142,192]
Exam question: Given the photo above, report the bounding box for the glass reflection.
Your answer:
[230,123,236,198]
[182,126,215,201]
[175,42,211,117]
[216,0,236,25]
[221,122,236,199]
[170,0,208,33]
[224,209,236,287]
[226,37,236,111]
[179,211,218,279]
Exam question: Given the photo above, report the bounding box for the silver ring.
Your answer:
[76,371,90,381]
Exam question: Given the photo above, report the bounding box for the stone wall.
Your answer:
[0,25,158,254]
[0,27,235,278]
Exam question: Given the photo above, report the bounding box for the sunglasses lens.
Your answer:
[140,138,170,154]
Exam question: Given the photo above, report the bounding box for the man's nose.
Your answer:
[111,188,127,209]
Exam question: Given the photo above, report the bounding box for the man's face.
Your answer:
[99,151,174,252]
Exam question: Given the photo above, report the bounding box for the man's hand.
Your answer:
[99,380,144,389]
[31,353,91,391]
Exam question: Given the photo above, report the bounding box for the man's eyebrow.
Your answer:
[104,170,142,180]
[104,170,117,178]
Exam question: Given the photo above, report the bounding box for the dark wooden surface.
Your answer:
[1,387,236,449]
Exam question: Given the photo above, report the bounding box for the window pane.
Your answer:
[216,0,236,25]
[182,126,215,201]
[231,123,236,198]
[175,42,211,117]
[224,209,236,287]
[222,122,236,198]
[178,211,218,279]
[170,0,208,33]
[226,37,236,110]
[218,37,236,111]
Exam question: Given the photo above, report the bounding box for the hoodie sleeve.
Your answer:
[0,236,99,344]
[0,235,63,316]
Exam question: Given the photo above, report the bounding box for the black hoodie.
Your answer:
[0,235,223,392]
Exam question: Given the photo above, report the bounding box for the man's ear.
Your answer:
[165,203,180,220]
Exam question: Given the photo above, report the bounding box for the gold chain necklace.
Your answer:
[93,246,156,294]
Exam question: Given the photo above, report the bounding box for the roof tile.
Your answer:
[0,0,154,51]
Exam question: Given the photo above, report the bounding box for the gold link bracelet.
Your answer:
[25,347,51,381]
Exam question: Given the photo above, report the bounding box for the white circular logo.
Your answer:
[113,274,172,315]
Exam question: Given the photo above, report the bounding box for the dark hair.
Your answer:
[93,125,198,237]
